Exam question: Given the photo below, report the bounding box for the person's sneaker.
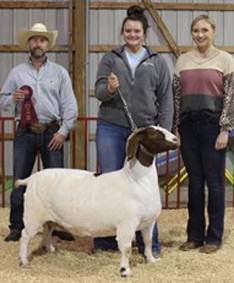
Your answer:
[52,230,75,241]
[93,237,118,251]
[92,245,118,252]
[91,247,105,254]
[200,243,221,254]
[152,250,161,259]
[4,229,22,242]
[138,248,161,259]
[179,240,203,251]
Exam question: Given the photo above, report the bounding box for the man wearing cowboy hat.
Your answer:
[0,23,78,241]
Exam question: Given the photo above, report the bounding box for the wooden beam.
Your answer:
[159,3,234,11]
[0,134,14,141]
[89,1,234,11]
[3,42,234,56]
[72,0,87,169]
[89,44,118,53]
[143,0,180,58]
[0,1,68,9]
[89,44,234,54]
[89,2,134,9]
[73,0,86,116]
[89,89,95,97]
[89,133,96,142]
[0,132,95,142]
[0,44,71,52]
[68,0,74,76]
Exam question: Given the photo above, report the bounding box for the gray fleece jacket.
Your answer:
[95,45,173,131]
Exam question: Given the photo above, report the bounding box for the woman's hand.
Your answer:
[107,72,119,94]
[215,131,229,150]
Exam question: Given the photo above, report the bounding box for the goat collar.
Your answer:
[139,144,154,157]
[136,144,154,167]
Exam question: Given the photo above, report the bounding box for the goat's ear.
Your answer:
[126,128,146,160]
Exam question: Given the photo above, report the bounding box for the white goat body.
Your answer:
[18,126,178,277]
[19,163,160,237]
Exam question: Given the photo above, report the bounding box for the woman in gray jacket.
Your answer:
[94,5,173,256]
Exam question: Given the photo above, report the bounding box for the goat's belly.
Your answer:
[47,196,161,231]
[49,213,117,237]
[67,225,116,238]
[46,206,124,235]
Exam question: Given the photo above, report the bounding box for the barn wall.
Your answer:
[86,0,234,170]
[0,1,234,206]
[0,0,71,171]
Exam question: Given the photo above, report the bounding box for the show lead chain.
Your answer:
[116,87,137,132]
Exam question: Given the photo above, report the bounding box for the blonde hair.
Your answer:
[191,15,216,32]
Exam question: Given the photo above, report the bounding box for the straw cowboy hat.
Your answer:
[17,23,58,49]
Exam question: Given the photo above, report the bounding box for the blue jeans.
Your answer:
[94,119,161,252]
[179,112,225,245]
[10,125,64,231]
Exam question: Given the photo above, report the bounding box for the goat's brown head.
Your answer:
[126,126,178,161]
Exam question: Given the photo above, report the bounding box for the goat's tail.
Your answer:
[15,177,31,188]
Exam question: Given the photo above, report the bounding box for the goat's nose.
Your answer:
[173,137,178,143]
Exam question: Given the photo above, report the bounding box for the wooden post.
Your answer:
[68,0,73,77]
[72,0,87,169]
[143,0,180,58]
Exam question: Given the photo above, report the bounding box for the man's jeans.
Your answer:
[10,126,64,231]
[179,112,225,245]
[94,119,161,253]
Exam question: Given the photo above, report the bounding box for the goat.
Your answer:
[17,125,178,277]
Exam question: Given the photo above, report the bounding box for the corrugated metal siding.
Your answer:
[0,1,69,89]
[87,0,234,172]
[1,1,234,172]
[87,0,234,118]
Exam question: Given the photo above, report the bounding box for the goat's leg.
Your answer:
[116,222,137,277]
[39,222,56,253]
[19,226,40,266]
[141,222,157,263]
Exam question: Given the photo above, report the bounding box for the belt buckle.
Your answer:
[30,123,46,134]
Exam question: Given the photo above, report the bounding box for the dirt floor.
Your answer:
[0,208,233,283]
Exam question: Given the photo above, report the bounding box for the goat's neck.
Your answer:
[136,144,154,167]
[125,157,157,182]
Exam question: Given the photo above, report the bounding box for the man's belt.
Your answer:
[19,121,59,134]
[29,123,49,134]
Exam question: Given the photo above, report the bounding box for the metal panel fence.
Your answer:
[0,116,234,209]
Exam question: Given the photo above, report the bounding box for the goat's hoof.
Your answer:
[145,251,161,263]
[19,258,29,267]
[120,267,131,277]
[146,255,161,263]
[44,244,56,253]
[49,245,56,253]
[147,256,157,263]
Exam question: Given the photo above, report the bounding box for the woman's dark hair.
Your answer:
[121,5,149,35]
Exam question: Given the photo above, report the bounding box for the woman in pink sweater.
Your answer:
[173,15,234,254]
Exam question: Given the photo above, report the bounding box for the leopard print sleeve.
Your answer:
[172,74,182,133]
[219,72,234,131]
